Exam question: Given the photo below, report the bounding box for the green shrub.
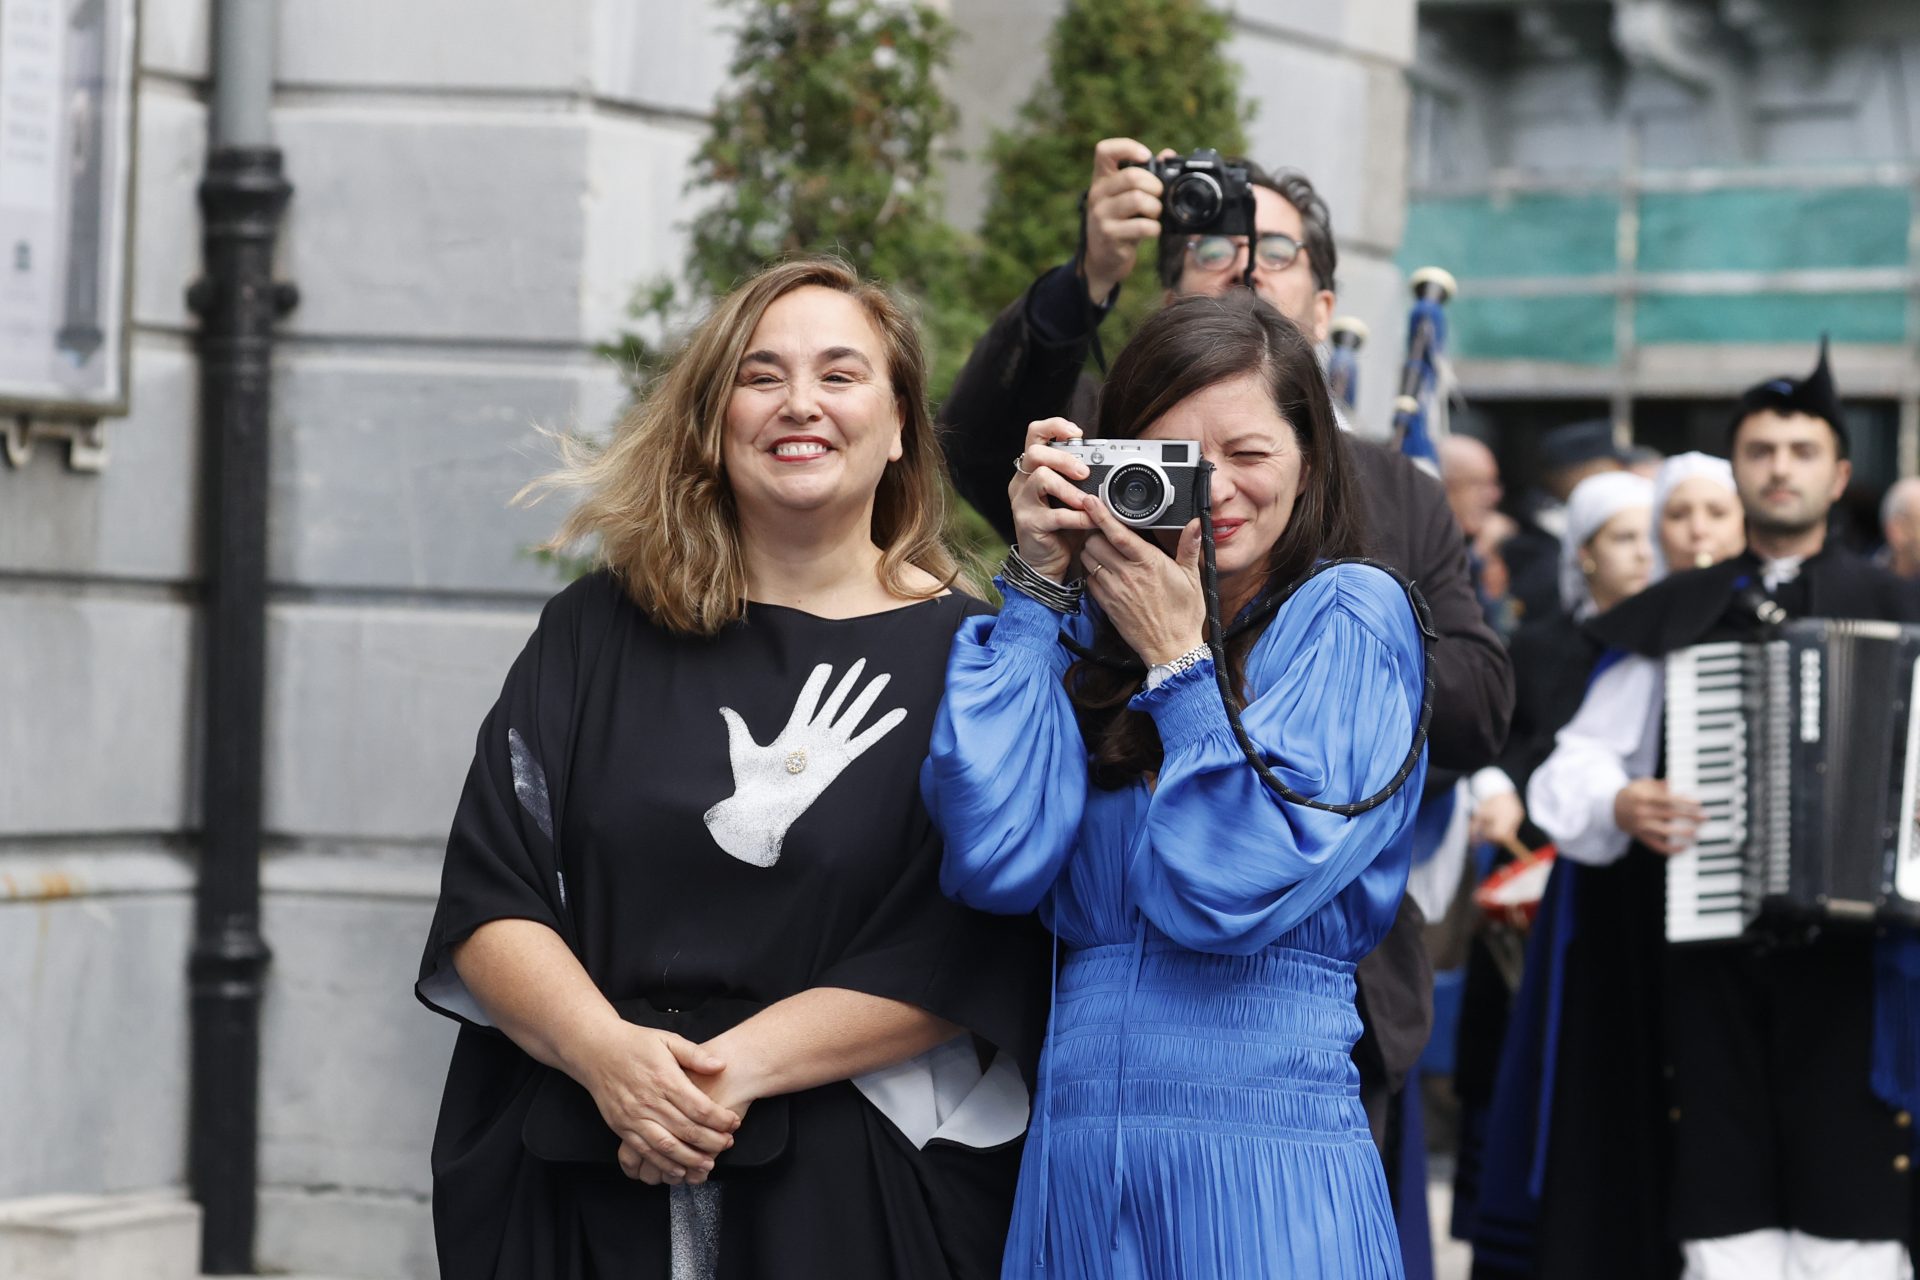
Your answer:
[971,0,1250,354]
[606,0,981,394]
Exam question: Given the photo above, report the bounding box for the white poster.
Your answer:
[0,0,135,416]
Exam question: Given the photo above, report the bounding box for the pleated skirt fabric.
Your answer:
[1003,937,1405,1279]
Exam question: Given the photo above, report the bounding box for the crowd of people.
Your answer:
[408,134,1920,1280]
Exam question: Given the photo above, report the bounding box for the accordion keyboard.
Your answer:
[1665,643,1752,942]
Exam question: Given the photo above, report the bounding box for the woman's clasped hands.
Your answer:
[577,1022,743,1186]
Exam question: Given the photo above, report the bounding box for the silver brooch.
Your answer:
[784,749,808,775]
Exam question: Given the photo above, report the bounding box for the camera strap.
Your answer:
[1236,187,1260,293]
[1074,189,1113,377]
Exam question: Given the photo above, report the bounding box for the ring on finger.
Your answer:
[1013,454,1034,477]
[1087,561,1106,578]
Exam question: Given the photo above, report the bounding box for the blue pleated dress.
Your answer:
[922,565,1428,1279]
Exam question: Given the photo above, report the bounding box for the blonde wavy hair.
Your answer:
[528,258,960,636]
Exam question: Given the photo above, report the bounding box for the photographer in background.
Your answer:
[938,137,1514,1168]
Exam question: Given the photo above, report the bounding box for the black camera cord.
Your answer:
[1073,189,1115,378]
[1058,463,1435,817]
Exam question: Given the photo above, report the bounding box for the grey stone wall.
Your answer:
[0,0,209,1226]
[0,3,1416,1276]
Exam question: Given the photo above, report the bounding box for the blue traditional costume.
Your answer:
[922,564,1428,1278]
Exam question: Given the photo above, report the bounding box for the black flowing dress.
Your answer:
[417,572,1049,1280]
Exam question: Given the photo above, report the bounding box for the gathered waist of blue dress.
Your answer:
[1059,936,1359,1009]
[1045,936,1368,1143]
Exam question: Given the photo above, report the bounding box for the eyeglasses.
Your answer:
[1185,232,1306,274]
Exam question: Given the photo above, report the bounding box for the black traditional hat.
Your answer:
[1729,336,1848,458]
[1537,418,1622,473]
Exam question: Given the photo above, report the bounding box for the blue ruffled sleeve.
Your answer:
[922,587,1090,915]
[1130,565,1428,955]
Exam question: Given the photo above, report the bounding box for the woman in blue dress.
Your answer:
[923,290,1429,1278]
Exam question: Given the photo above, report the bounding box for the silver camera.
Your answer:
[1055,438,1206,531]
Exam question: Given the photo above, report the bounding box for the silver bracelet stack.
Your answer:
[999,547,1084,614]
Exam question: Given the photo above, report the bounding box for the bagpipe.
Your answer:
[1326,266,1458,471]
[1389,266,1457,471]
[1325,316,1368,412]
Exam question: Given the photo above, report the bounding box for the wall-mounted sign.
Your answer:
[0,0,137,418]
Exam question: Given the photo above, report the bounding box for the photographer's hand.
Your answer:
[1082,138,1170,304]
[1082,505,1206,665]
[1010,418,1098,581]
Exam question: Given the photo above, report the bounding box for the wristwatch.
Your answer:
[1145,644,1211,691]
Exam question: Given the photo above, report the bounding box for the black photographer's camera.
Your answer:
[1126,148,1253,237]
[1055,439,1205,531]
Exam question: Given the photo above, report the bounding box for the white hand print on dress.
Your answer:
[703,658,908,868]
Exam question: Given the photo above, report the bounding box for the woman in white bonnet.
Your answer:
[1495,456,1742,881]
[1558,471,1656,621]
[1472,459,1742,860]
[1473,472,1654,845]
[1651,451,1744,579]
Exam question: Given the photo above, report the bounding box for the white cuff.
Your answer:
[1470,767,1516,805]
[1555,784,1631,866]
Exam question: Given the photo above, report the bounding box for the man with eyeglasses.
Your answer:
[939,138,1515,1188]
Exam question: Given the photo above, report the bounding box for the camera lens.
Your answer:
[1166,173,1224,231]
[1105,462,1170,526]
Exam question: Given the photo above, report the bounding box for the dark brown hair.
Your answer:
[1072,290,1363,787]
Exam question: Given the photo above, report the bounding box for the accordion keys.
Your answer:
[1664,620,1920,941]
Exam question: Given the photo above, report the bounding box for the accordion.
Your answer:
[1664,618,1920,943]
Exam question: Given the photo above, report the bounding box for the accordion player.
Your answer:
[1665,617,1920,941]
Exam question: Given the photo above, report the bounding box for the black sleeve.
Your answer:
[416,575,605,1026]
[939,266,1104,542]
[1586,560,1745,656]
[1491,620,1576,798]
[1352,894,1434,1101]
[1380,450,1516,776]
[817,815,1051,1082]
[1026,260,1108,344]
[1883,571,1920,623]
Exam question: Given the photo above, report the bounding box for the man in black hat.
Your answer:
[1520,342,1920,1279]
[1500,418,1626,624]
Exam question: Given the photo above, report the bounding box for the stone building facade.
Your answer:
[1408,0,1920,505]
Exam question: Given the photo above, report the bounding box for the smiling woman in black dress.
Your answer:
[416,258,1045,1280]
